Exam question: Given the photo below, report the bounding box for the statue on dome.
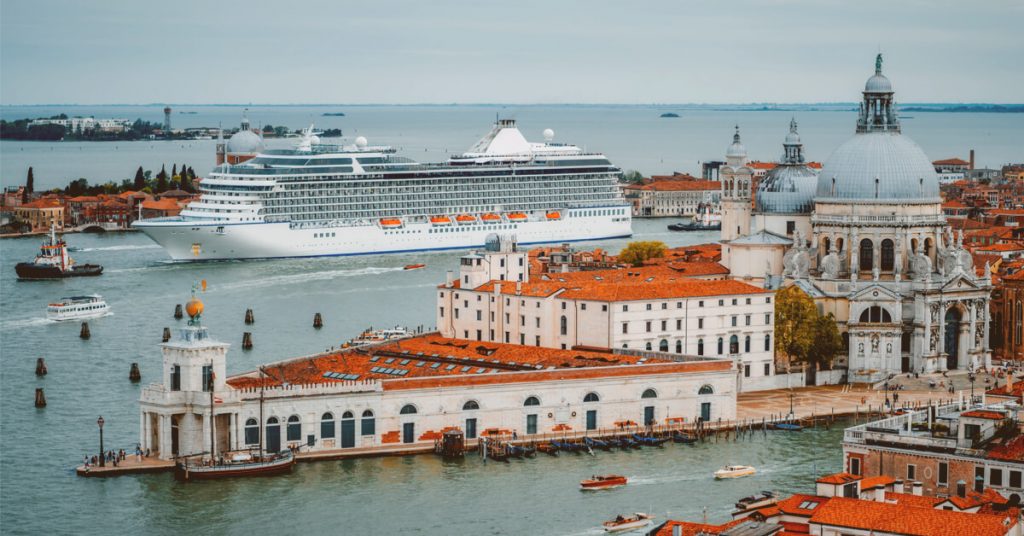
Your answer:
[876,53,883,73]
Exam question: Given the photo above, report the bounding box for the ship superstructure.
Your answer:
[134,120,631,260]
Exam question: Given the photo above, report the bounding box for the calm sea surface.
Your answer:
[2,105,1022,190]
[0,221,847,535]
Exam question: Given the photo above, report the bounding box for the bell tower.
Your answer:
[720,126,753,242]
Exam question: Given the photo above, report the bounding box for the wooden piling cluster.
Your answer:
[242,332,253,349]
[174,304,183,319]
[79,322,90,339]
[129,363,141,382]
[313,313,323,329]
[35,358,47,376]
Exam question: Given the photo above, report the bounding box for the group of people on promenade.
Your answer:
[82,445,150,469]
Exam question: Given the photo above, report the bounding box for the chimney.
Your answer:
[957,480,967,498]
[894,478,904,492]
[672,524,681,536]
[445,270,454,288]
[494,283,501,296]
[969,149,975,170]
[912,481,923,496]
[975,475,985,493]
[561,263,569,273]
[515,281,522,295]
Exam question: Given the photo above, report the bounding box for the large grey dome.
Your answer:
[227,130,264,154]
[757,165,818,213]
[814,132,940,203]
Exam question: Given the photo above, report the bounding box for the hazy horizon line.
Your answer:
[3,102,1023,108]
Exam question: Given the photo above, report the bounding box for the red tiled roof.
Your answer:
[810,496,1015,536]
[935,158,970,166]
[476,274,767,302]
[142,198,181,211]
[776,494,829,517]
[884,492,943,509]
[625,180,721,192]
[987,434,1024,462]
[816,472,859,485]
[18,199,63,209]
[858,475,895,489]
[961,410,1007,420]
[654,518,747,536]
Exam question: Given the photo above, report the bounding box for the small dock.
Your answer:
[76,457,174,477]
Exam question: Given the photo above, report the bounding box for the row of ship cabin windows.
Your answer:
[434,224,517,234]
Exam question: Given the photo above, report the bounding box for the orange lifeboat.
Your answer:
[430,216,452,226]
[481,213,501,223]
[456,214,476,224]
[546,211,562,220]
[379,218,402,229]
[507,212,527,222]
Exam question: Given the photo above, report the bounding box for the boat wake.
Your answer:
[0,317,53,331]
[78,244,162,252]
[626,472,707,486]
[216,266,406,291]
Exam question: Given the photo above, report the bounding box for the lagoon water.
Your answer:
[0,221,848,535]
[2,105,1023,191]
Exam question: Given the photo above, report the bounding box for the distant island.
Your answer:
[660,112,680,118]
[322,112,346,117]
[899,104,1024,113]
[179,111,197,114]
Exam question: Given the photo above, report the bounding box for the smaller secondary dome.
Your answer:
[543,128,554,142]
[726,125,747,159]
[227,130,264,154]
[785,130,801,145]
[865,73,893,93]
[185,297,204,319]
[355,136,368,148]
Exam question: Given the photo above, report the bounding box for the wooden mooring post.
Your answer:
[242,332,253,349]
[245,308,255,324]
[129,363,141,382]
[79,322,90,339]
[174,304,183,319]
[313,313,323,329]
[35,388,46,408]
[35,358,47,376]
[163,327,172,342]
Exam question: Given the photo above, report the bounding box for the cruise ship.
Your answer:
[134,119,632,260]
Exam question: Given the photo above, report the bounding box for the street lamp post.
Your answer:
[968,373,976,405]
[97,416,105,468]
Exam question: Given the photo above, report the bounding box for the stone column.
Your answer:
[160,414,171,459]
[959,322,970,370]
[938,302,947,370]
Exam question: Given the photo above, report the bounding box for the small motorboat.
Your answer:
[580,474,627,490]
[715,465,756,479]
[403,263,426,270]
[772,423,804,431]
[735,491,777,511]
[672,432,697,444]
[632,434,670,447]
[47,295,111,322]
[603,513,652,533]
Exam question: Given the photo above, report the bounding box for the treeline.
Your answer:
[59,163,199,196]
[0,116,166,141]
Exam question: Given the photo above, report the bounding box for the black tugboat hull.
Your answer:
[15,263,104,280]
[667,224,722,232]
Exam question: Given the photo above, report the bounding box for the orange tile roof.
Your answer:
[141,198,181,211]
[816,472,860,485]
[884,492,943,509]
[225,333,729,390]
[18,199,63,209]
[943,199,969,208]
[625,180,721,192]
[810,496,1015,536]
[654,518,747,536]
[858,475,895,489]
[935,158,970,166]
[987,434,1024,462]
[976,243,1024,252]
[475,269,766,302]
[775,494,829,517]
[961,409,1007,420]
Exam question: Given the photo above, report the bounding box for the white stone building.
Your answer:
[437,236,777,387]
[140,305,736,460]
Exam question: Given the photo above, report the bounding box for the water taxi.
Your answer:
[714,465,756,479]
[581,474,628,490]
[602,513,652,533]
[46,295,111,322]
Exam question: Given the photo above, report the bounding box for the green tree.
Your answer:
[262,124,275,134]
[618,241,667,267]
[133,166,146,190]
[807,313,842,384]
[156,164,168,192]
[621,170,644,184]
[773,285,817,374]
[171,164,178,178]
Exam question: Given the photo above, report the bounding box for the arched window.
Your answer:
[744,335,751,353]
[729,335,739,354]
[400,404,417,415]
[361,409,375,436]
[859,306,892,323]
[659,339,669,352]
[244,418,259,445]
[463,400,479,411]
[698,385,714,395]
[560,315,567,335]
[859,239,873,271]
[287,415,301,441]
[881,239,895,271]
[717,337,724,355]
[524,396,540,406]
[924,238,933,257]
[836,237,845,252]
[645,342,652,351]
[764,334,771,352]
[697,338,704,356]
[823,237,831,255]
[342,410,354,419]
[675,340,682,354]
[321,412,335,440]
[584,392,600,403]
[641,388,658,399]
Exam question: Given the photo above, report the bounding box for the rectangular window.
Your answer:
[766,297,771,304]
[476,329,482,341]
[526,414,538,435]
[504,332,510,343]
[170,365,181,391]
[476,310,482,321]
[764,363,770,376]
[786,221,796,235]
[765,313,771,324]
[850,457,861,476]
[519,334,525,345]
[439,307,445,318]
[732,299,738,306]
[676,319,682,330]
[623,305,628,312]
[581,303,586,311]
[1010,470,1022,489]
[991,468,1004,487]
[661,320,667,331]
[561,302,567,310]
[718,299,724,306]
[907,464,916,480]
[698,318,704,329]
[201,365,213,392]
[535,318,540,328]
[646,303,652,311]
[646,321,652,333]
[745,315,751,326]
[698,301,704,308]
[745,298,751,305]
[535,335,540,347]
[661,303,667,310]
[520,315,525,326]
[744,364,750,378]
[454,308,459,319]
[731,316,737,327]
[602,305,608,312]
[939,462,949,486]
[622,323,628,334]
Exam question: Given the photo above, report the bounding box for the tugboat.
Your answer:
[667,202,722,232]
[15,226,103,280]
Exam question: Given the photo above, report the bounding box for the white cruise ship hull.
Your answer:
[135,212,631,261]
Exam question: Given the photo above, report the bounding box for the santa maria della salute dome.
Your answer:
[815,54,940,203]
[719,54,992,384]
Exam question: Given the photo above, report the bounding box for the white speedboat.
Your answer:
[715,465,756,479]
[46,295,111,322]
[603,513,652,533]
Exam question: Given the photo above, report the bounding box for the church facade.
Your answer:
[721,56,992,382]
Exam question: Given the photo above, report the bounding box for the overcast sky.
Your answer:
[2,0,1021,105]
